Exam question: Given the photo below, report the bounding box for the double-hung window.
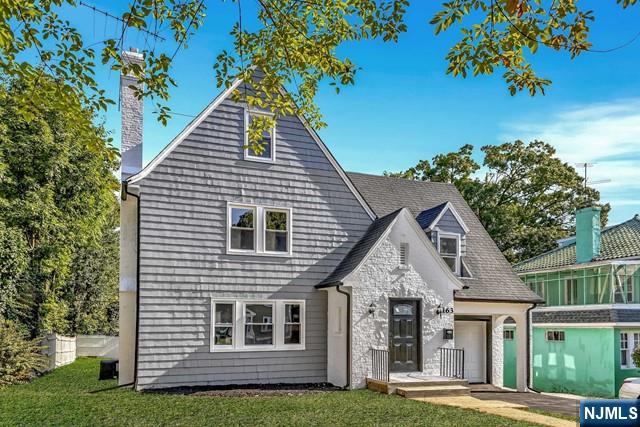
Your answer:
[284,303,302,345]
[620,332,640,368]
[438,233,460,274]
[503,329,514,340]
[564,279,578,305]
[228,204,292,255]
[229,206,256,251]
[244,109,276,162]
[211,300,305,351]
[264,209,289,253]
[212,302,235,348]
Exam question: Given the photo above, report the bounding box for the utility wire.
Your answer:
[79,1,166,42]
[170,0,205,61]
[494,1,640,54]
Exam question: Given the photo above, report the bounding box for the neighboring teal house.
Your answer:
[509,207,640,397]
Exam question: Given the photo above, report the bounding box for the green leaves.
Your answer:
[430,0,611,96]
[0,77,119,336]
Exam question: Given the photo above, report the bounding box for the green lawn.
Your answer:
[0,358,539,426]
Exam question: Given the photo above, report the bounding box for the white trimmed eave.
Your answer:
[126,78,244,185]
[340,208,464,291]
[455,300,535,316]
[124,78,376,220]
[427,202,470,233]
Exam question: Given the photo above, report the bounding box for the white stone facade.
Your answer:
[341,211,459,389]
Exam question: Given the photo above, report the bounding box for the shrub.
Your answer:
[0,319,47,388]
[632,346,640,370]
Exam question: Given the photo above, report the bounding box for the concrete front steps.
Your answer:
[366,376,470,398]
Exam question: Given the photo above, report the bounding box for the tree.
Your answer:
[2,1,634,154]
[0,77,120,336]
[387,140,610,263]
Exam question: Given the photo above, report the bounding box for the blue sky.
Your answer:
[66,1,640,224]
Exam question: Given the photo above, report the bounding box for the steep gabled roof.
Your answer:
[346,172,542,303]
[316,209,403,288]
[125,77,375,220]
[416,201,469,232]
[514,215,640,273]
[416,202,448,229]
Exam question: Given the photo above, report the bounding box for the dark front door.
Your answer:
[389,299,420,372]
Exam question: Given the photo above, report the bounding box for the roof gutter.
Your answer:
[122,181,141,390]
[334,283,351,390]
[454,296,544,304]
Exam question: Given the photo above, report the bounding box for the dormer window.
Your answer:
[244,109,276,162]
[438,232,460,274]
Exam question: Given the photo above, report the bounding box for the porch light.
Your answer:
[368,303,376,315]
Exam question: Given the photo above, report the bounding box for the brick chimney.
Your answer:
[576,206,601,263]
[120,48,144,181]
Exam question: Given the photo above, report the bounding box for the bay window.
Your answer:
[211,299,305,351]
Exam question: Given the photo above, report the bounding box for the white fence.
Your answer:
[42,334,76,370]
[77,335,119,358]
[42,334,119,371]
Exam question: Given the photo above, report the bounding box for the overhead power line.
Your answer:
[79,1,166,42]
[494,2,640,54]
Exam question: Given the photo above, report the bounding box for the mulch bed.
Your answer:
[148,383,342,397]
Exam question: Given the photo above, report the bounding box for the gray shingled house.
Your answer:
[117,50,541,392]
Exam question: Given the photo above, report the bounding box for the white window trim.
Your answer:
[437,231,461,275]
[620,331,640,369]
[227,204,257,254]
[210,299,305,352]
[227,202,293,257]
[262,207,293,256]
[211,301,235,350]
[244,108,277,163]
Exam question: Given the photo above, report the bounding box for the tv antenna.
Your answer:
[575,163,611,189]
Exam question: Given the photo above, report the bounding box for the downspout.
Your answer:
[335,284,351,389]
[526,302,541,393]
[122,181,141,389]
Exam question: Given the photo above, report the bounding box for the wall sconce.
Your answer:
[368,303,377,315]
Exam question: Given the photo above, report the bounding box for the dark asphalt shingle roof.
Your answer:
[316,208,403,288]
[416,202,448,229]
[346,172,543,303]
[514,215,640,273]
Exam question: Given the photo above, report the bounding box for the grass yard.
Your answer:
[0,358,539,426]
